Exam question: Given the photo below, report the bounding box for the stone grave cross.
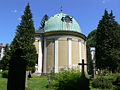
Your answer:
[78,59,87,73]
[77,59,90,90]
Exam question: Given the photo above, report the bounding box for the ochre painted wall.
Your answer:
[72,39,79,65]
[46,40,55,72]
[81,41,85,60]
[58,39,68,68]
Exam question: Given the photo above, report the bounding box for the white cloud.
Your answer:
[102,0,110,4]
[11,10,18,13]
[102,0,105,4]
[18,17,21,21]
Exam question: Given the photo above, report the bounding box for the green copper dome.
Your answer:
[44,13,82,33]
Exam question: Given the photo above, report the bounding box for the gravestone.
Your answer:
[78,59,87,74]
[7,59,26,90]
[77,59,90,90]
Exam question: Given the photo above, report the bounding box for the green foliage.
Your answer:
[39,14,49,30]
[96,10,120,71]
[51,69,82,90]
[0,44,10,70]
[109,27,120,72]
[7,4,37,89]
[91,72,120,89]
[2,71,8,78]
[112,86,120,90]
[29,66,35,73]
[87,46,94,76]
[87,30,96,76]
[10,3,37,72]
[87,29,96,47]
[112,75,120,90]
[91,76,112,89]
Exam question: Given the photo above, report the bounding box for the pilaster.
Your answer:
[78,39,82,72]
[37,38,42,73]
[43,39,47,73]
[54,39,58,73]
[68,38,72,68]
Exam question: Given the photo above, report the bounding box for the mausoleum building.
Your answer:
[34,13,87,73]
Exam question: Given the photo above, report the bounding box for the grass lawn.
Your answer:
[0,77,7,90]
[0,75,48,90]
[27,76,48,90]
[0,75,111,90]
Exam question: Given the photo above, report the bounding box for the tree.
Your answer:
[87,45,93,76]
[87,30,96,76]
[0,44,10,70]
[39,14,49,30]
[109,24,120,72]
[87,30,97,47]
[96,9,119,72]
[7,3,37,90]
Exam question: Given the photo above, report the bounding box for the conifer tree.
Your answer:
[39,14,49,30]
[96,10,119,72]
[87,30,97,76]
[109,23,120,72]
[87,29,96,47]
[87,46,93,76]
[7,3,37,90]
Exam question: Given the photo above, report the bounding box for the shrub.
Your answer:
[91,76,112,89]
[31,67,35,73]
[2,71,8,78]
[91,72,120,89]
[51,69,82,90]
[112,85,120,90]
[112,75,120,90]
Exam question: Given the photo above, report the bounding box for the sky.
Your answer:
[0,0,120,44]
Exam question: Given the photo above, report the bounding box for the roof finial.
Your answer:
[60,6,63,12]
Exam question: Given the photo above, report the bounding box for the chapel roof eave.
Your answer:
[35,30,87,41]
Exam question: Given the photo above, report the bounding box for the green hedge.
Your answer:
[91,76,112,89]
[2,71,8,78]
[91,73,120,89]
[50,69,83,90]
[112,86,120,90]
